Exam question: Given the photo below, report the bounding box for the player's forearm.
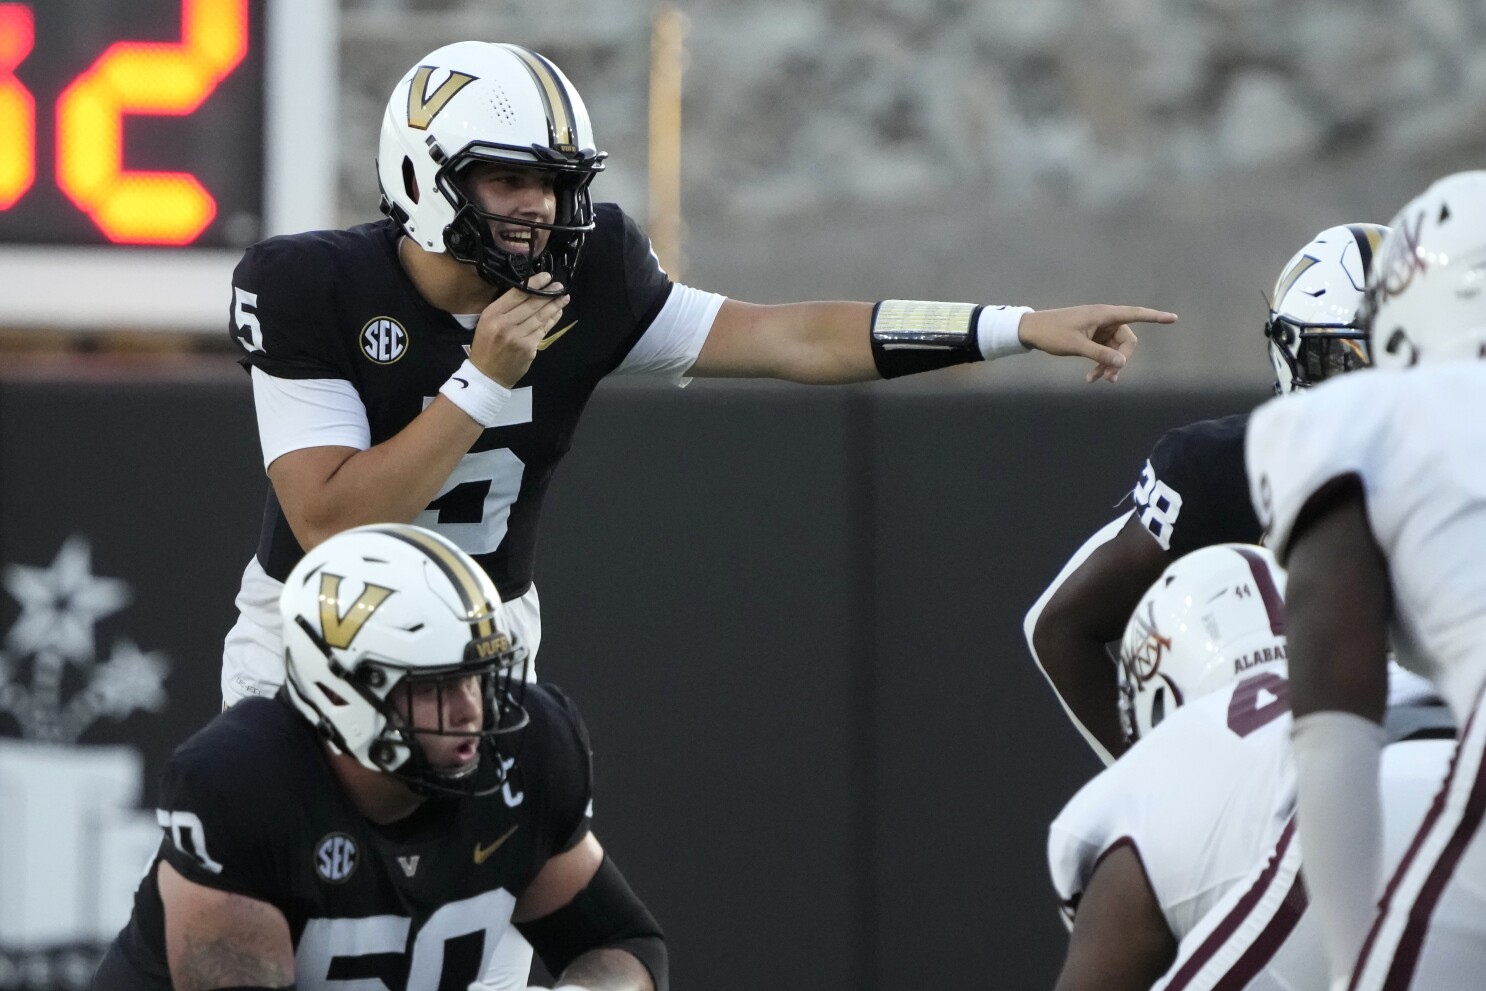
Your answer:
[283,399,483,549]
[1028,624,1126,761]
[691,300,878,383]
[1291,711,1386,984]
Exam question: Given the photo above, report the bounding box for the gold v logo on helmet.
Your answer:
[318,574,395,649]
[406,66,478,131]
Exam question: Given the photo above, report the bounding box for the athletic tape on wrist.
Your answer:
[870,300,1029,378]
[439,358,511,429]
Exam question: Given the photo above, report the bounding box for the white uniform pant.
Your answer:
[1351,685,1486,990]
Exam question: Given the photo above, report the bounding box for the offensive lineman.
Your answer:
[1247,171,1486,988]
[1023,224,1386,762]
[93,524,663,991]
[223,39,1177,706]
[1048,544,1453,991]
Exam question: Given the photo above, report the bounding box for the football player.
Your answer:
[1247,170,1486,989]
[1023,223,1387,763]
[93,524,663,991]
[222,40,1177,707]
[1048,544,1453,991]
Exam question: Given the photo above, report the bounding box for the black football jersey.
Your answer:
[104,685,592,990]
[230,205,674,600]
[1129,412,1257,557]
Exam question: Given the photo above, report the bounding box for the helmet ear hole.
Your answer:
[1150,687,1167,729]
[401,156,420,204]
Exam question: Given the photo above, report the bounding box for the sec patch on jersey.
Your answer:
[361,316,409,364]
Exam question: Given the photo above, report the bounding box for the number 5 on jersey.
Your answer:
[418,389,534,555]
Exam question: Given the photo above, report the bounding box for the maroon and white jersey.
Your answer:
[1049,671,1452,990]
[1247,364,1486,989]
[1049,672,1298,944]
[1246,364,1486,724]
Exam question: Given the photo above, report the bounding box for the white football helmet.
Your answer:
[280,523,529,796]
[1117,544,1288,744]
[1365,170,1486,370]
[376,41,605,295]
[1265,223,1390,394]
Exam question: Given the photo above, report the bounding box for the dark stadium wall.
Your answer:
[0,375,1264,991]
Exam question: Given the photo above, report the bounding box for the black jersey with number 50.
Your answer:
[229,204,673,600]
[104,685,593,989]
[1130,412,1258,557]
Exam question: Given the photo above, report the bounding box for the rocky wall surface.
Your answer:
[339,0,1486,388]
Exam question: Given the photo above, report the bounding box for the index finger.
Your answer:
[1096,306,1177,327]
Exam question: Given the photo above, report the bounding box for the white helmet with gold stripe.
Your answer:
[1264,223,1390,394]
[280,522,528,796]
[376,41,605,295]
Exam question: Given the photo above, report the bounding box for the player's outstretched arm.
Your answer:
[1053,844,1176,991]
[157,859,294,991]
[1025,513,1173,764]
[515,833,666,991]
[687,298,1175,384]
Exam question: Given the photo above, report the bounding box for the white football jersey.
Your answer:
[1049,671,1453,990]
[1245,364,1486,723]
[1049,672,1297,944]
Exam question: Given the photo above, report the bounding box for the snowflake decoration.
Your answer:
[0,536,169,742]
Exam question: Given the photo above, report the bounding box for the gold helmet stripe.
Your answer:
[1346,223,1388,276]
[1273,255,1318,309]
[375,524,497,639]
[500,44,576,153]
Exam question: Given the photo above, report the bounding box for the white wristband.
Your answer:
[976,305,1033,360]
[439,358,512,429]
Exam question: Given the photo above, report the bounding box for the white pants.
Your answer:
[220,556,543,706]
[1351,685,1486,989]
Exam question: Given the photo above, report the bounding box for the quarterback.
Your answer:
[1024,224,1385,762]
[93,524,662,991]
[1247,170,1486,988]
[1048,545,1452,991]
[221,40,1177,706]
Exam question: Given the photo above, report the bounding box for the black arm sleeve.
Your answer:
[516,855,668,991]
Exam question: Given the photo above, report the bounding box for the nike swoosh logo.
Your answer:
[536,320,578,351]
[452,376,469,389]
[473,824,519,864]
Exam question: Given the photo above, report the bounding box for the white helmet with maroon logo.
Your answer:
[1365,170,1486,370]
[1117,543,1288,744]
